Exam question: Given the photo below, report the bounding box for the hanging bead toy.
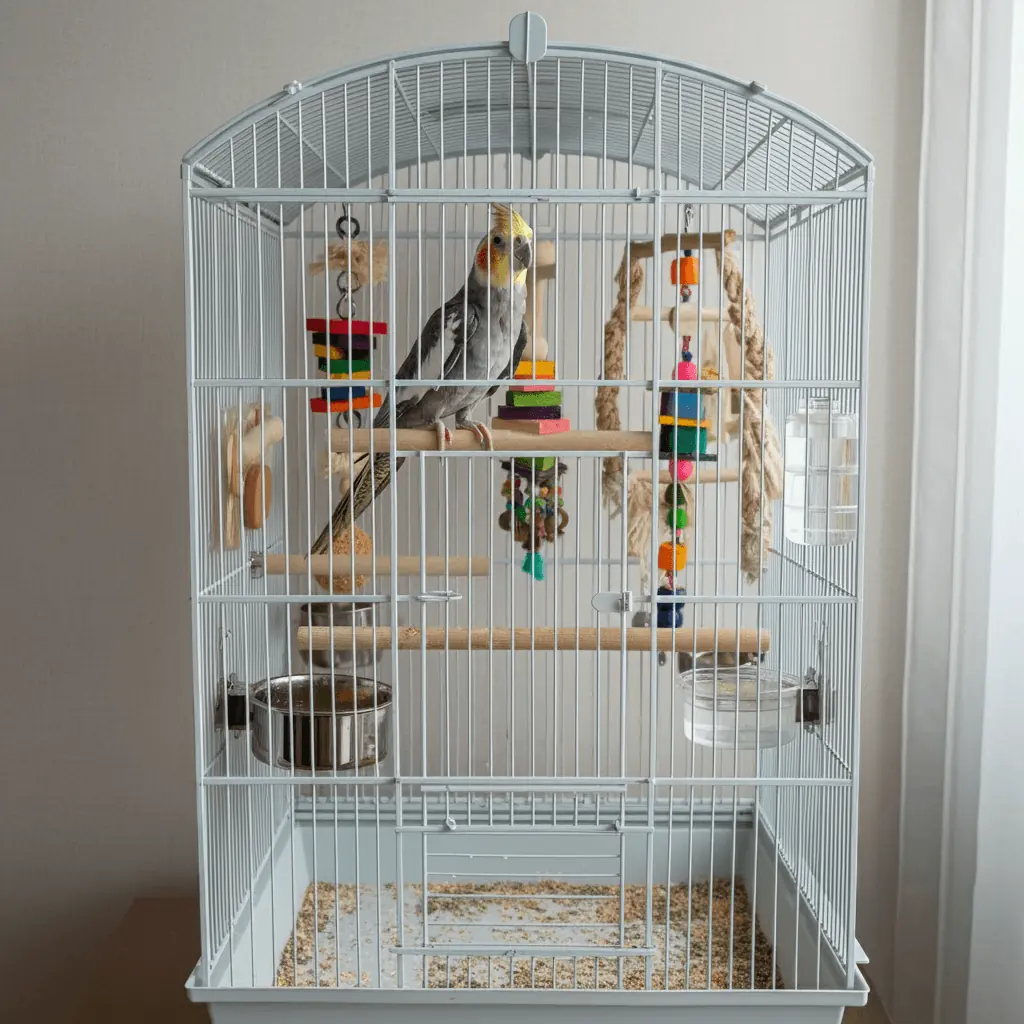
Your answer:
[655,213,718,625]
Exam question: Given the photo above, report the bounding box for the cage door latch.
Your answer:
[592,591,633,615]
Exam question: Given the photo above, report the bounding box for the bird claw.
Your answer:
[434,422,452,451]
[459,420,495,450]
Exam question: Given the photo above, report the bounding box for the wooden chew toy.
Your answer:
[297,625,771,654]
[221,405,284,549]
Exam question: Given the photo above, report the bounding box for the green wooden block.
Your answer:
[659,424,708,456]
[507,389,563,408]
[515,456,556,472]
[318,357,372,374]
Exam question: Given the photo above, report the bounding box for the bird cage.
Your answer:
[181,12,872,1022]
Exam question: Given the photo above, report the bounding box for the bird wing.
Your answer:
[373,288,478,427]
[484,318,530,399]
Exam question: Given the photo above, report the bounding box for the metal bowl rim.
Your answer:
[249,673,392,715]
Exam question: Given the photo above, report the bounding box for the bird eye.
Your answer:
[492,234,502,246]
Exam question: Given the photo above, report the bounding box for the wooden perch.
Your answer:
[263,554,490,577]
[330,428,656,454]
[627,229,737,262]
[632,467,740,485]
[629,305,725,325]
[296,626,771,654]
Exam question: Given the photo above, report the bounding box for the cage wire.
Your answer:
[182,14,872,1020]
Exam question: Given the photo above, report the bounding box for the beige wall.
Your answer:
[0,1,923,1017]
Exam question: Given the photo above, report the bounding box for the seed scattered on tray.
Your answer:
[277,880,782,991]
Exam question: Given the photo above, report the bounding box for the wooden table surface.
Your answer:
[72,897,888,1022]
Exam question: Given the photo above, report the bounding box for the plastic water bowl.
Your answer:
[678,666,803,750]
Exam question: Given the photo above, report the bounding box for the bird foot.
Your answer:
[434,422,452,451]
[459,420,495,450]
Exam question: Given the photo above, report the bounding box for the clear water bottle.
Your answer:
[784,397,859,546]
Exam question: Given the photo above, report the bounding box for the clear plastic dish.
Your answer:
[678,666,803,750]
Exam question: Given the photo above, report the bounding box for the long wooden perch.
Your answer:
[296,626,770,653]
[264,554,490,577]
[330,428,655,454]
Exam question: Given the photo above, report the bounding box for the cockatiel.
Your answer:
[311,205,533,555]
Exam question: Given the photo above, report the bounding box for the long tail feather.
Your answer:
[310,452,405,555]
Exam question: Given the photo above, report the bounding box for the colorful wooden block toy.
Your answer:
[514,359,556,379]
[491,417,571,435]
[498,404,563,420]
[657,541,688,572]
[660,390,703,420]
[506,389,562,408]
[309,394,383,414]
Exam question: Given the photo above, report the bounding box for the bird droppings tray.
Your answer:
[276,880,782,991]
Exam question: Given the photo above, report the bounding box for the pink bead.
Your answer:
[668,459,694,482]
[676,360,699,381]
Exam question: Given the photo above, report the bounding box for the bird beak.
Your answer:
[514,239,532,270]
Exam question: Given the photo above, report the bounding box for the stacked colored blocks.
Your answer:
[657,370,716,461]
[494,359,570,435]
[306,317,386,414]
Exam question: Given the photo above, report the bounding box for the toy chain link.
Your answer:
[335,213,361,320]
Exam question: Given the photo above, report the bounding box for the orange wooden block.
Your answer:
[670,255,699,287]
[657,541,688,572]
[514,359,556,379]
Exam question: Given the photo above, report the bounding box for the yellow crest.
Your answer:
[491,203,533,239]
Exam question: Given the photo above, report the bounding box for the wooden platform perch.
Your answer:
[296,626,770,653]
[263,554,490,577]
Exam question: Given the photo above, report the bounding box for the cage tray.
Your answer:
[276,880,780,991]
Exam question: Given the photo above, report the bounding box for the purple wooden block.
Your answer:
[497,405,564,420]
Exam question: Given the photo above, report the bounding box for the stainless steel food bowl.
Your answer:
[250,673,391,773]
[293,602,384,676]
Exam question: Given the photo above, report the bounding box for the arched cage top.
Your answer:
[183,41,871,227]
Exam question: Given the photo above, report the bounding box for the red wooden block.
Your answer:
[306,317,388,335]
[491,417,571,434]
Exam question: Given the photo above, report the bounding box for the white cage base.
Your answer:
[186,806,868,1023]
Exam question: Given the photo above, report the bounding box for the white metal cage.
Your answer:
[182,14,872,1023]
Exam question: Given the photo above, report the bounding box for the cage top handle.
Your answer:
[508,11,547,63]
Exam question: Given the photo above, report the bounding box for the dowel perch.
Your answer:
[633,467,740,485]
[626,229,736,261]
[330,428,655,454]
[296,626,771,654]
[263,554,490,577]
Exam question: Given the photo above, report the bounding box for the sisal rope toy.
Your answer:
[597,228,783,582]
